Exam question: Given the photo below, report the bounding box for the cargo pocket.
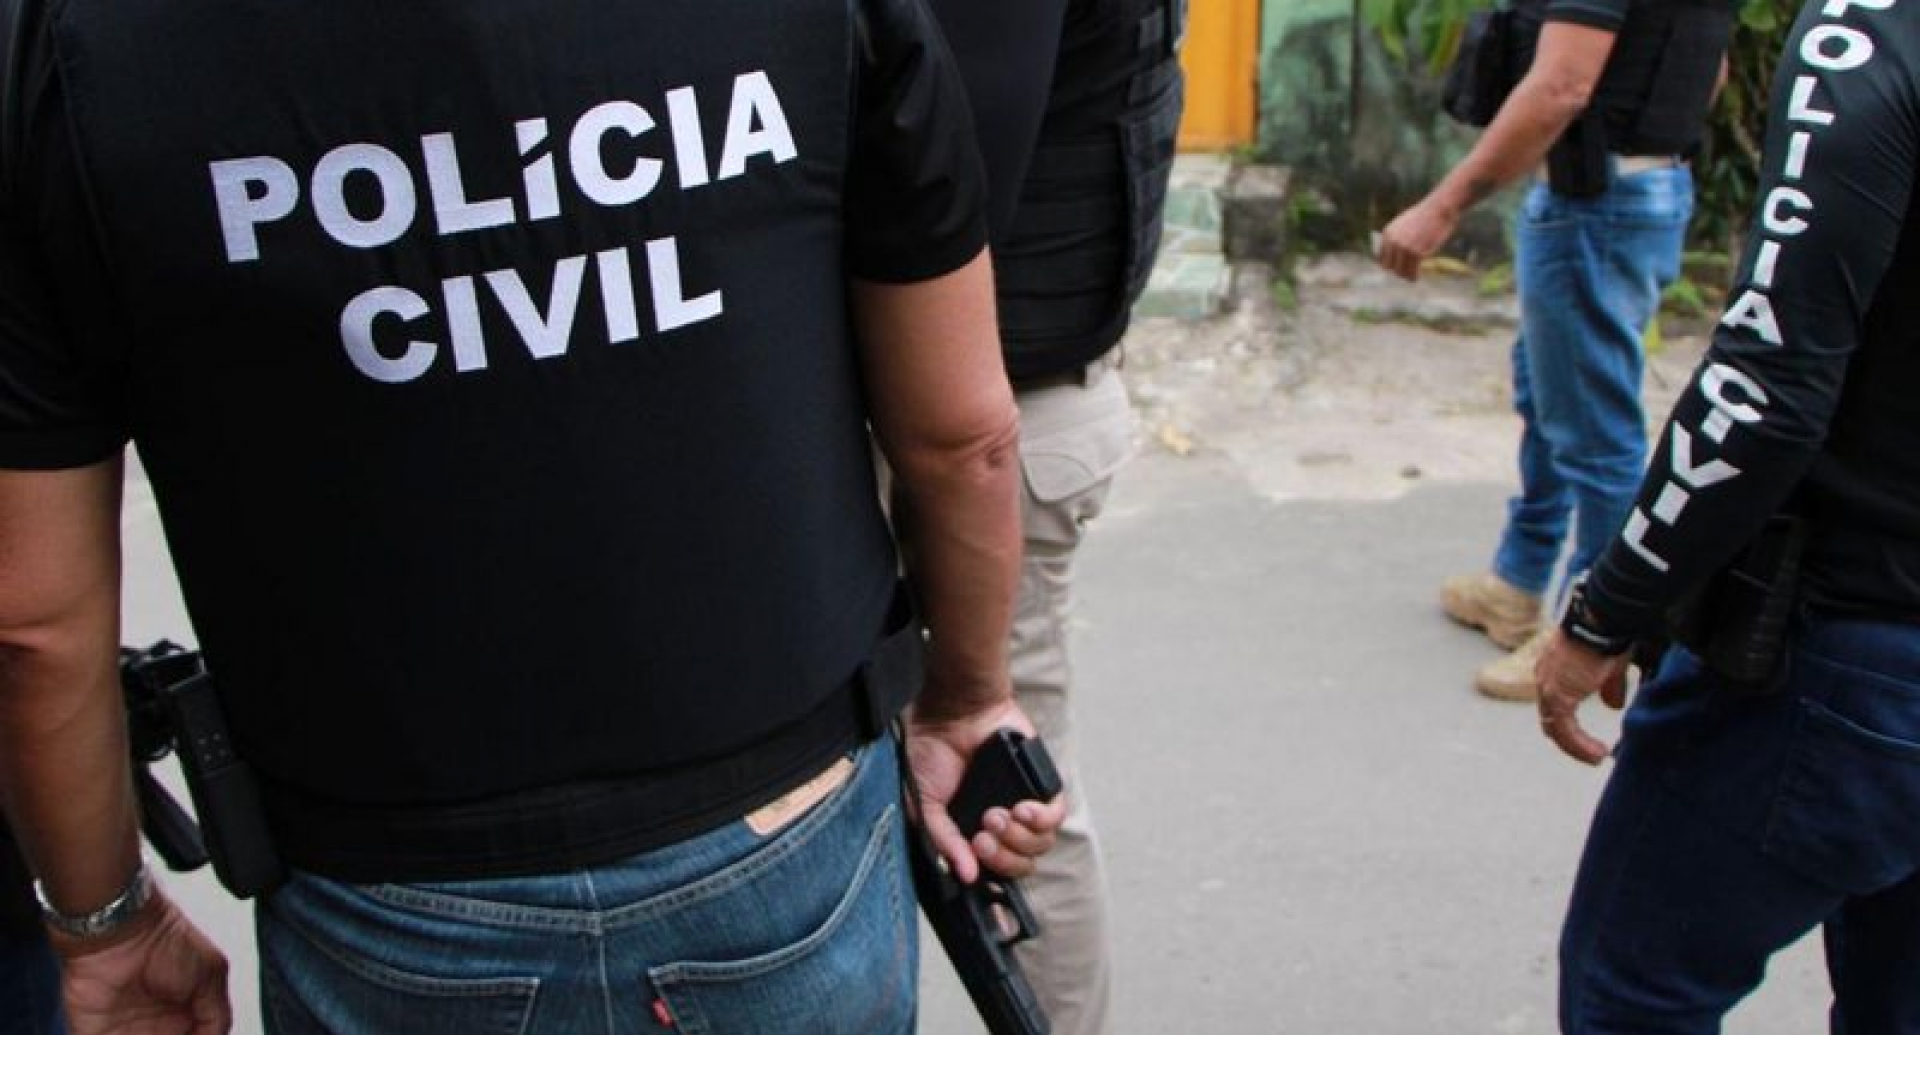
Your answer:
[1761,697,1920,896]
[1020,376,1137,548]
[648,804,913,1034]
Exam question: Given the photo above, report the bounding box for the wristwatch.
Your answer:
[1561,571,1636,656]
[35,861,154,940]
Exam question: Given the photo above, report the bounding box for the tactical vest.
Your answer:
[12,0,911,877]
[1594,0,1732,154]
[1515,0,1734,158]
[997,0,1186,379]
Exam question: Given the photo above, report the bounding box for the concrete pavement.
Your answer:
[916,450,1829,1033]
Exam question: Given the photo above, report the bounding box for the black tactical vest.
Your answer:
[996,0,1186,378]
[1515,0,1734,155]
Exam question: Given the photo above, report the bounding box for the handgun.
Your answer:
[911,728,1063,1035]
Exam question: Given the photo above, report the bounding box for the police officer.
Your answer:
[1538,0,1920,1032]
[923,0,1184,1033]
[0,0,1061,1033]
[1379,0,1731,702]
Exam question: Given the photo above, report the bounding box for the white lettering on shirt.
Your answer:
[214,75,792,382]
[1628,0,1891,578]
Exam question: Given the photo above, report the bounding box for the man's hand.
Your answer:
[1376,22,1617,283]
[906,700,1065,885]
[1534,628,1632,766]
[56,886,231,1034]
[1376,197,1460,282]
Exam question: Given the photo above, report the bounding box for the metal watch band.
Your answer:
[35,861,154,940]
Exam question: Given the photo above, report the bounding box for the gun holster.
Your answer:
[125,646,286,898]
[1547,112,1610,198]
[1667,513,1809,690]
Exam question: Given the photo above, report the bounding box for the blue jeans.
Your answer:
[1493,168,1691,597]
[1559,614,1920,1032]
[0,933,65,1034]
[256,740,917,1033]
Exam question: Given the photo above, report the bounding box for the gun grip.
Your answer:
[134,769,209,872]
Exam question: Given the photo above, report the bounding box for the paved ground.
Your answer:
[120,253,1835,1033]
[920,458,1827,1033]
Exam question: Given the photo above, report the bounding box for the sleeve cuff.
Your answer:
[1584,557,1670,641]
[0,428,128,470]
[1543,2,1627,31]
[846,227,989,286]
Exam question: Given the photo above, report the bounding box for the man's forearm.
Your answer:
[0,637,142,916]
[0,461,142,920]
[1428,81,1578,215]
[889,419,1022,720]
[1426,23,1617,218]
[852,253,1023,721]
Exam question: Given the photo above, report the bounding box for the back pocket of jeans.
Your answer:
[1761,697,1920,895]
[647,804,913,1034]
[258,908,541,1034]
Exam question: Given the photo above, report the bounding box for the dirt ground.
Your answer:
[1121,251,1706,503]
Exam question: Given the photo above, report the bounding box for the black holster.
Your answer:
[123,645,286,897]
[1547,112,1610,198]
[1667,514,1809,689]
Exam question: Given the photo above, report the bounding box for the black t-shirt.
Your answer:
[1587,0,1920,632]
[921,0,1071,241]
[0,0,986,878]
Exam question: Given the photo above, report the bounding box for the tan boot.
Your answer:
[1440,571,1543,650]
[1475,628,1552,702]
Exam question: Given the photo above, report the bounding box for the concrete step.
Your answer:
[1134,154,1235,321]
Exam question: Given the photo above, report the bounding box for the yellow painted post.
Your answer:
[1177,0,1260,151]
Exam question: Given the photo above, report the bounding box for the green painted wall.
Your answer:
[1255,0,1515,256]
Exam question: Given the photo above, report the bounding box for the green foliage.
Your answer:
[1360,0,1493,72]
[1475,261,1514,297]
[1693,0,1798,259]
[1271,273,1300,314]
[1661,276,1713,321]
[1259,0,1502,255]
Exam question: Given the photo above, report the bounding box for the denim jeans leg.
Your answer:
[1824,870,1920,1033]
[1562,615,1920,1033]
[1492,331,1572,595]
[1559,647,1835,1032]
[1508,172,1690,593]
[1557,723,1834,1033]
